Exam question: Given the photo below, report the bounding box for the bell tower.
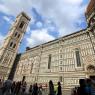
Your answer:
[0,12,31,80]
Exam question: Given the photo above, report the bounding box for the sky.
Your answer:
[0,0,90,53]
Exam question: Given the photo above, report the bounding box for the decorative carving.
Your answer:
[89,15,95,26]
[87,65,95,73]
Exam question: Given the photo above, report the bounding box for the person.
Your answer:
[77,79,86,95]
[54,85,57,95]
[11,81,16,94]
[38,85,42,95]
[2,79,12,95]
[14,81,21,95]
[29,84,33,94]
[32,83,38,95]
[0,79,3,95]
[21,81,27,94]
[71,88,76,95]
[0,79,3,89]
[85,79,91,95]
[90,78,95,95]
[56,82,62,95]
[49,80,55,95]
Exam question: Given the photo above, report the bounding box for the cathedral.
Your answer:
[0,0,95,95]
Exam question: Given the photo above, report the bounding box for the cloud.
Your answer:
[65,0,83,4]
[36,21,43,28]
[0,4,10,14]
[0,0,88,27]
[26,28,55,47]
[31,0,88,36]
[0,0,32,17]
[3,16,13,24]
[0,0,89,48]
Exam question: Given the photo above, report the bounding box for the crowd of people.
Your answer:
[0,79,62,95]
[71,78,95,95]
[1,77,95,95]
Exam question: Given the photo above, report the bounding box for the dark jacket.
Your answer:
[57,85,62,95]
[32,85,38,95]
[49,85,55,95]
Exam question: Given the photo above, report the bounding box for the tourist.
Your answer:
[14,81,21,95]
[49,80,55,95]
[0,79,3,95]
[91,78,95,95]
[21,81,27,94]
[32,83,38,95]
[29,84,33,94]
[11,81,16,94]
[2,79,12,95]
[85,79,91,95]
[77,79,86,95]
[38,85,42,95]
[56,82,62,95]
[0,79,3,89]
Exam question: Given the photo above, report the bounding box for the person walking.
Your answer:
[38,85,42,95]
[77,79,86,95]
[0,79,3,95]
[21,81,27,94]
[49,80,55,95]
[29,84,33,94]
[14,81,21,95]
[91,78,95,95]
[85,79,91,95]
[0,79,3,89]
[2,79,12,95]
[11,81,16,94]
[56,82,62,95]
[32,83,38,95]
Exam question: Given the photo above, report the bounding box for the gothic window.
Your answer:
[19,21,25,29]
[60,61,62,65]
[48,54,51,69]
[18,34,20,38]
[60,67,62,71]
[60,55,62,58]
[13,44,16,48]
[30,63,33,74]
[14,32,18,37]
[60,49,62,53]
[10,42,13,47]
[75,48,81,67]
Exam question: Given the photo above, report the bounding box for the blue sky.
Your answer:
[0,0,89,53]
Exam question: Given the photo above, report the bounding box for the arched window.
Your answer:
[14,32,18,37]
[75,48,81,67]
[19,21,25,29]
[18,34,20,38]
[48,54,51,69]
[13,44,16,48]
[10,42,13,47]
